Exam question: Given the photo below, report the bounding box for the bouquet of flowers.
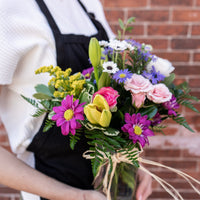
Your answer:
[23,18,200,200]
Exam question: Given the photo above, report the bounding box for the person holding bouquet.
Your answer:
[0,0,152,199]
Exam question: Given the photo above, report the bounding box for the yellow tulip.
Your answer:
[84,94,112,127]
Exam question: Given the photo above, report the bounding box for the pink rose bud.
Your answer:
[131,92,146,108]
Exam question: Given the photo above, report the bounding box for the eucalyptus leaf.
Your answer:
[127,17,136,24]
[33,93,53,100]
[163,73,175,86]
[118,18,124,30]
[35,84,54,97]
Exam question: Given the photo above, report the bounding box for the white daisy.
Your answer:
[99,40,108,47]
[102,61,119,74]
[108,39,127,51]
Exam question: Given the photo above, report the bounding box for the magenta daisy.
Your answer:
[52,95,85,135]
[121,113,154,147]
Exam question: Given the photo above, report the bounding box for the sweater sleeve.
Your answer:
[0,1,25,84]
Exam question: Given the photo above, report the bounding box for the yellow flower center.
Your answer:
[64,109,74,121]
[119,73,126,78]
[134,125,142,135]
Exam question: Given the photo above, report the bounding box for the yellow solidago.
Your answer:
[69,73,81,83]
[35,65,54,74]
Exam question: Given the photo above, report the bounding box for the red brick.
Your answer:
[0,187,19,194]
[104,0,147,7]
[0,134,9,143]
[128,10,169,22]
[190,91,200,99]
[174,65,200,75]
[0,197,12,200]
[110,24,144,36]
[104,10,124,23]
[194,53,200,62]
[148,24,188,36]
[189,78,200,88]
[136,38,168,49]
[161,160,197,169]
[153,52,190,62]
[145,149,181,158]
[185,114,200,124]
[197,0,200,6]
[173,9,200,22]
[192,25,200,35]
[172,39,200,49]
[151,0,193,6]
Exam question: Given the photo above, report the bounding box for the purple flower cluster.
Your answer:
[162,95,179,116]
[142,66,165,84]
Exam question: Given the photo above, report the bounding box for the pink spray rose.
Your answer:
[93,87,119,109]
[147,83,172,104]
[124,74,153,94]
[124,74,153,108]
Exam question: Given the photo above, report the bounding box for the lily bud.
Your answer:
[89,37,101,68]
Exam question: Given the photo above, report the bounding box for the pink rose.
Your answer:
[93,87,119,109]
[131,92,146,108]
[147,83,172,103]
[124,74,153,94]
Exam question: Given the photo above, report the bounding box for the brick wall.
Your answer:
[0,0,200,199]
[101,0,200,199]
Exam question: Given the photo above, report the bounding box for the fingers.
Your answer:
[136,169,152,200]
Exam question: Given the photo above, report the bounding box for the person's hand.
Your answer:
[82,190,107,200]
[136,169,152,200]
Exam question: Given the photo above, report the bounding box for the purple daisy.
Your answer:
[142,66,165,84]
[121,113,154,147]
[82,67,94,79]
[162,95,179,116]
[113,69,132,83]
[52,95,85,135]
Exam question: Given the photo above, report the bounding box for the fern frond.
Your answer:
[69,132,81,150]
[43,119,55,132]
[21,95,39,108]
[32,108,47,117]
[173,115,194,132]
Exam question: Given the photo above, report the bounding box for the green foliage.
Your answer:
[139,105,158,119]
[69,132,81,150]
[32,108,47,117]
[98,72,111,90]
[163,73,175,86]
[35,84,54,97]
[173,114,194,132]
[43,119,55,132]
[21,95,39,108]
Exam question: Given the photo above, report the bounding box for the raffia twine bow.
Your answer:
[83,147,200,200]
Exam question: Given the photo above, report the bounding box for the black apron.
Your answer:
[27,1,109,199]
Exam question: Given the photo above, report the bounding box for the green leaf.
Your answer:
[125,26,133,33]
[127,17,136,24]
[103,128,120,136]
[35,84,54,97]
[173,115,194,132]
[69,132,81,150]
[98,72,111,90]
[21,95,39,108]
[181,100,200,113]
[33,93,53,100]
[43,119,55,132]
[139,105,158,119]
[118,19,124,30]
[164,73,175,86]
[32,108,47,117]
